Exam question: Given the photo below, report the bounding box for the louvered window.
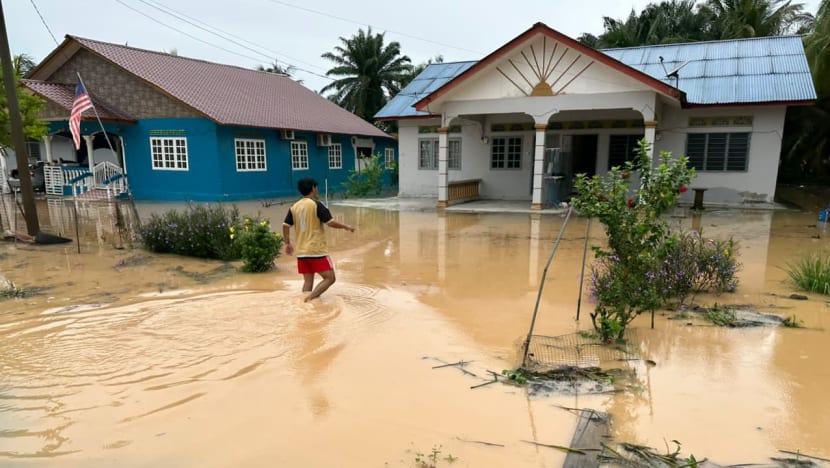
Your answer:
[686,133,749,171]
[608,134,643,168]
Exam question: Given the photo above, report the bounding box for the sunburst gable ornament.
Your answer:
[496,37,594,97]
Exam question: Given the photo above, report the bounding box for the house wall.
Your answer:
[47,50,201,120]
[656,105,787,205]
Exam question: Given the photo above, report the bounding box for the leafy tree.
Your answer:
[701,0,814,38]
[0,54,47,149]
[586,1,708,48]
[320,27,412,121]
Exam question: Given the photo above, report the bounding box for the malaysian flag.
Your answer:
[69,81,93,150]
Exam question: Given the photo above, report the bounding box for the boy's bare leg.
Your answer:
[302,273,315,293]
[305,270,336,301]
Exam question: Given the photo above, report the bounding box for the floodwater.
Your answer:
[0,196,829,467]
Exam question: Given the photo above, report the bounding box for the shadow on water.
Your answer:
[0,196,828,466]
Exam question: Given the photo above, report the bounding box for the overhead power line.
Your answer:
[262,0,485,56]
[29,0,58,45]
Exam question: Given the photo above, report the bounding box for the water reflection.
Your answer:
[1,198,829,465]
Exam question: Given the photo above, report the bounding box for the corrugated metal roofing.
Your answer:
[602,35,816,105]
[375,34,816,119]
[374,61,476,119]
[40,36,389,138]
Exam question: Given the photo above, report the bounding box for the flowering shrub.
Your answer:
[231,217,284,272]
[140,204,241,261]
[655,230,740,306]
[572,140,695,341]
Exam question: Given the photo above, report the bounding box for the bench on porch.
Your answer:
[447,178,482,206]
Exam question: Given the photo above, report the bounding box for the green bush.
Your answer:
[139,204,241,261]
[655,229,740,306]
[344,154,387,197]
[787,254,830,294]
[232,217,284,272]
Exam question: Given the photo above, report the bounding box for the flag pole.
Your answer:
[75,73,141,229]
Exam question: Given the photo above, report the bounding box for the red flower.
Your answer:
[678,185,688,193]
[627,198,635,208]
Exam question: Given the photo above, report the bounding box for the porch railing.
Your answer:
[43,166,64,196]
[447,178,481,205]
[93,161,123,189]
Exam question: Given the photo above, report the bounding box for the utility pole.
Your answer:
[0,0,39,235]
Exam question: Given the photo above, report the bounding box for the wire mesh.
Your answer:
[525,330,642,369]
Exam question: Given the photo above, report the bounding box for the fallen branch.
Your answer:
[522,440,595,455]
[432,360,467,369]
[779,449,830,463]
[455,437,504,448]
[470,370,500,389]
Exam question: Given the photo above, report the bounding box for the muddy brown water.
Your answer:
[0,198,829,467]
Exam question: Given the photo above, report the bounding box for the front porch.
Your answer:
[43,161,129,199]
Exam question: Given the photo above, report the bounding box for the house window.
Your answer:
[291,141,308,170]
[448,139,461,170]
[234,138,266,171]
[419,139,438,170]
[491,136,522,169]
[150,137,188,170]
[25,140,41,160]
[608,134,644,168]
[384,147,395,169]
[686,132,750,171]
[328,144,342,169]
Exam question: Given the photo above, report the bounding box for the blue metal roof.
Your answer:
[375,35,816,119]
[375,61,476,119]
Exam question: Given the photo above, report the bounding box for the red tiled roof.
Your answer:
[22,79,135,122]
[68,36,389,138]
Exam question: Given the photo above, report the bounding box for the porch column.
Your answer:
[644,120,657,161]
[531,123,547,210]
[42,135,54,164]
[437,127,449,208]
[84,135,95,171]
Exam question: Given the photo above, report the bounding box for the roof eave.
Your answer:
[683,99,816,109]
[414,22,685,112]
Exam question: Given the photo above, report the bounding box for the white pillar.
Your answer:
[644,120,657,166]
[84,135,95,171]
[531,123,547,210]
[437,127,449,208]
[43,135,54,164]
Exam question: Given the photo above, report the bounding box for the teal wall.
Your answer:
[48,120,397,201]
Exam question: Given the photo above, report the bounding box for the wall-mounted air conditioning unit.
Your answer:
[317,133,332,147]
[280,129,295,140]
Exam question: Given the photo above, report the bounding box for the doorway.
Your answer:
[571,134,598,177]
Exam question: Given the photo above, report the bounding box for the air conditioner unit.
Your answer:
[280,129,295,140]
[317,133,332,147]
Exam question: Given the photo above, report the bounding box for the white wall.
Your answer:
[656,106,787,205]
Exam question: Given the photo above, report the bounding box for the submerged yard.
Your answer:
[0,197,829,467]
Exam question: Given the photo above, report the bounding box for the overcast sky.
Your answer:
[5,0,823,93]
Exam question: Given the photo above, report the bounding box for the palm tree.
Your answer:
[320,27,412,121]
[701,0,814,39]
[591,1,708,48]
[13,53,36,78]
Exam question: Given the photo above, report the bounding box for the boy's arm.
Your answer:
[326,220,355,232]
[282,223,294,255]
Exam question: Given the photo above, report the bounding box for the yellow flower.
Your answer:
[230,233,235,240]
[229,226,235,233]
[260,220,268,227]
[725,249,729,256]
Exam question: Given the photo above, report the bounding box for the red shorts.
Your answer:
[297,256,334,274]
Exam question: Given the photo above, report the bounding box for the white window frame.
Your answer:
[328,143,343,169]
[418,138,438,170]
[384,147,395,168]
[448,139,461,170]
[291,141,309,170]
[234,138,267,172]
[490,136,522,170]
[150,136,189,171]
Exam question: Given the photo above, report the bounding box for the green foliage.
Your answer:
[572,139,695,341]
[0,57,48,148]
[343,153,387,197]
[320,27,413,120]
[1,279,31,300]
[656,229,740,306]
[139,204,241,261]
[502,368,528,385]
[704,306,738,326]
[787,253,830,294]
[232,217,284,272]
[414,445,456,468]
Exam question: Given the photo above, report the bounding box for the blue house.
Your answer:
[21,36,395,201]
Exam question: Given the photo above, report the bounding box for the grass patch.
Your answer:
[704,306,738,327]
[787,254,830,295]
[0,279,33,300]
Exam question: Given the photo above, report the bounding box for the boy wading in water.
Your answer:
[282,178,355,301]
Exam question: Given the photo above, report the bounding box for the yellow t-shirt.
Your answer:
[283,197,333,257]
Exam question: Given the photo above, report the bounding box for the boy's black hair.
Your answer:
[297,178,318,196]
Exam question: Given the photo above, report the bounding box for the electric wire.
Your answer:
[29,0,59,45]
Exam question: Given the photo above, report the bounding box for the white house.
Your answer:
[375,22,817,209]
